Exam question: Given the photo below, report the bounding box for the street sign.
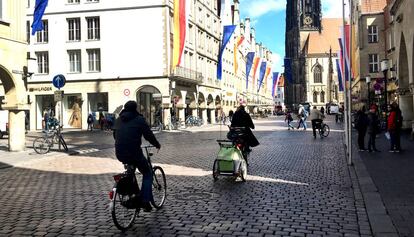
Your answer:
[54,90,64,102]
[52,74,66,89]
[123,89,130,96]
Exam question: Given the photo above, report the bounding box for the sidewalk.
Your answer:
[352,130,414,237]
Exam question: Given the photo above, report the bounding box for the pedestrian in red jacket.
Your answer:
[387,102,403,152]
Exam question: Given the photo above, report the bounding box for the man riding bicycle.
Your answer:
[229,101,259,153]
[113,101,161,212]
[310,106,325,138]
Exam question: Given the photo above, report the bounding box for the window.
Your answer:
[36,20,48,43]
[67,18,81,41]
[87,17,100,40]
[313,65,322,83]
[368,25,378,43]
[86,0,99,2]
[87,49,101,72]
[67,0,80,3]
[313,91,318,103]
[35,51,49,74]
[320,91,325,103]
[369,54,379,73]
[68,50,81,73]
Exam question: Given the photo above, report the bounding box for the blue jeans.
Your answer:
[123,154,153,203]
[298,117,307,129]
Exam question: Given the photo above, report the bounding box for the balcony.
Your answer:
[171,66,203,84]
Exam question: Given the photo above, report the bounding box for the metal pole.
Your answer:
[58,90,62,151]
[347,0,353,165]
[342,0,349,161]
[384,71,388,108]
[368,81,371,106]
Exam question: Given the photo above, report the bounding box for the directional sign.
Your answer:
[52,74,66,89]
[54,90,64,102]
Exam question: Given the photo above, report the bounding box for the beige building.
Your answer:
[0,0,29,151]
[389,0,414,131]
[302,18,344,108]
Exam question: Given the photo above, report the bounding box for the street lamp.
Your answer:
[365,75,371,107]
[381,59,389,108]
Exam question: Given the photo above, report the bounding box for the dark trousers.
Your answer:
[357,128,367,149]
[390,130,401,151]
[367,133,377,151]
[311,119,322,137]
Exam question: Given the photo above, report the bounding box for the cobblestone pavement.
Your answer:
[0,116,372,236]
[356,130,414,237]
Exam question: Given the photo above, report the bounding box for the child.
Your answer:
[285,111,295,130]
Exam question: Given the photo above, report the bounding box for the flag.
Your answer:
[245,52,255,89]
[338,38,349,82]
[31,0,49,35]
[234,36,245,73]
[272,72,279,97]
[217,25,236,80]
[251,57,261,87]
[284,58,293,84]
[339,25,352,81]
[173,0,189,69]
[257,61,267,92]
[336,59,344,92]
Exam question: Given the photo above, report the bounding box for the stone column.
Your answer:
[163,107,170,128]
[8,110,26,151]
[178,108,185,122]
[210,109,216,124]
[202,109,207,124]
[399,94,414,129]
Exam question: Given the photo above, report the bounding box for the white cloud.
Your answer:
[241,0,286,18]
[322,0,350,18]
[271,53,283,73]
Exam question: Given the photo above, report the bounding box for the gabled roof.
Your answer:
[307,18,342,55]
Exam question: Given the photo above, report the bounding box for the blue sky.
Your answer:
[238,0,346,73]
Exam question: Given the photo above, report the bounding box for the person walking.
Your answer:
[367,105,380,152]
[387,102,403,152]
[309,106,324,138]
[285,110,295,130]
[297,104,308,130]
[355,106,369,151]
[87,113,94,131]
[113,101,161,212]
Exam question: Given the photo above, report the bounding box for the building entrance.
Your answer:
[136,86,161,127]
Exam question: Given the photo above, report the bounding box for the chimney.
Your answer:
[233,0,240,25]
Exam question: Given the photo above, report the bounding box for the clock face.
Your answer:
[304,16,313,26]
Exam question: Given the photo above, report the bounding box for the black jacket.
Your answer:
[230,108,259,147]
[367,112,379,134]
[113,110,160,164]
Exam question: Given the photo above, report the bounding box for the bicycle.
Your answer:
[109,145,167,232]
[33,126,68,154]
[316,121,330,138]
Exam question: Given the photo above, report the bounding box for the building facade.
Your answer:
[0,0,29,151]
[285,0,322,108]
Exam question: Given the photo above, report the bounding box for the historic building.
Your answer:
[0,0,29,151]
[285,0,322,108]
[303,18,344,108]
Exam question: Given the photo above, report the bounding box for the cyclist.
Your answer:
[113,100,161,212]
[230,101,259,152]
[310,106,324,138]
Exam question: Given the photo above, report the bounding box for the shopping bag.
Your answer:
[384,132,391,140]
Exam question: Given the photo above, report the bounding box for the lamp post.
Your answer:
[366,75,371,107]
[381,59,389,108]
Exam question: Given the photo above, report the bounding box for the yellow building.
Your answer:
[0,0,29,151]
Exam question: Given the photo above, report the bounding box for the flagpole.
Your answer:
[348,0,353,166]
[342,0,351,165]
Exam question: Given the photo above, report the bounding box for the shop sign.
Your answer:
[226,92,233,97]
[153,93,162,101]
[28,86,53,92]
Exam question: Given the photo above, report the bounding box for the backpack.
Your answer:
[87,115,93,123]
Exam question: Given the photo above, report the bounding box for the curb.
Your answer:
[345,134,399,236]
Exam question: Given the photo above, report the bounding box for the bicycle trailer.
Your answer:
[213,140,247,182]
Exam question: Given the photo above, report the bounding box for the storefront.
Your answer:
[136,85,162,127]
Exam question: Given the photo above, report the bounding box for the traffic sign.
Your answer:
[52,74,66,89]
[54,90,64,102]
[123,89,130,96]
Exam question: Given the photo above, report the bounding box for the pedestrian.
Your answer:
[367,105,380,152]
[309,106,324,138]
[228,110,234,122]
[87,113,94,131]
[320,106,325,115]
[297,104,308,130]
[285,110,295,130]
[99,112,104,130]
[355,106,368,151]
[387,102,403,152]
[113,101,161,212]
[43,109,50,131]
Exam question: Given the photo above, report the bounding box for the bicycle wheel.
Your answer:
[33,137,51,154]
[111,188,138,232]
[151,166,166,209]
[59,136,68,152]
[321,124,330,137]
[239,159,247,182]
[212,159,219,181]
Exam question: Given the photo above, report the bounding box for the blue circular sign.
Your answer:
[52,74,66,89]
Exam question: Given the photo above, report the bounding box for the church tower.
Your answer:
[284,0,322,107]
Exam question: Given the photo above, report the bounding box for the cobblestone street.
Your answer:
[0,116,372,236]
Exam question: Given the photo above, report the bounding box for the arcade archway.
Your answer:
[136,85,161,127]
[397,33,413,128]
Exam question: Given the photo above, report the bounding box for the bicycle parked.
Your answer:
[315,120,330,138]
[33,125,68,154]
[185,115,203,127]
[109,145,167,231]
